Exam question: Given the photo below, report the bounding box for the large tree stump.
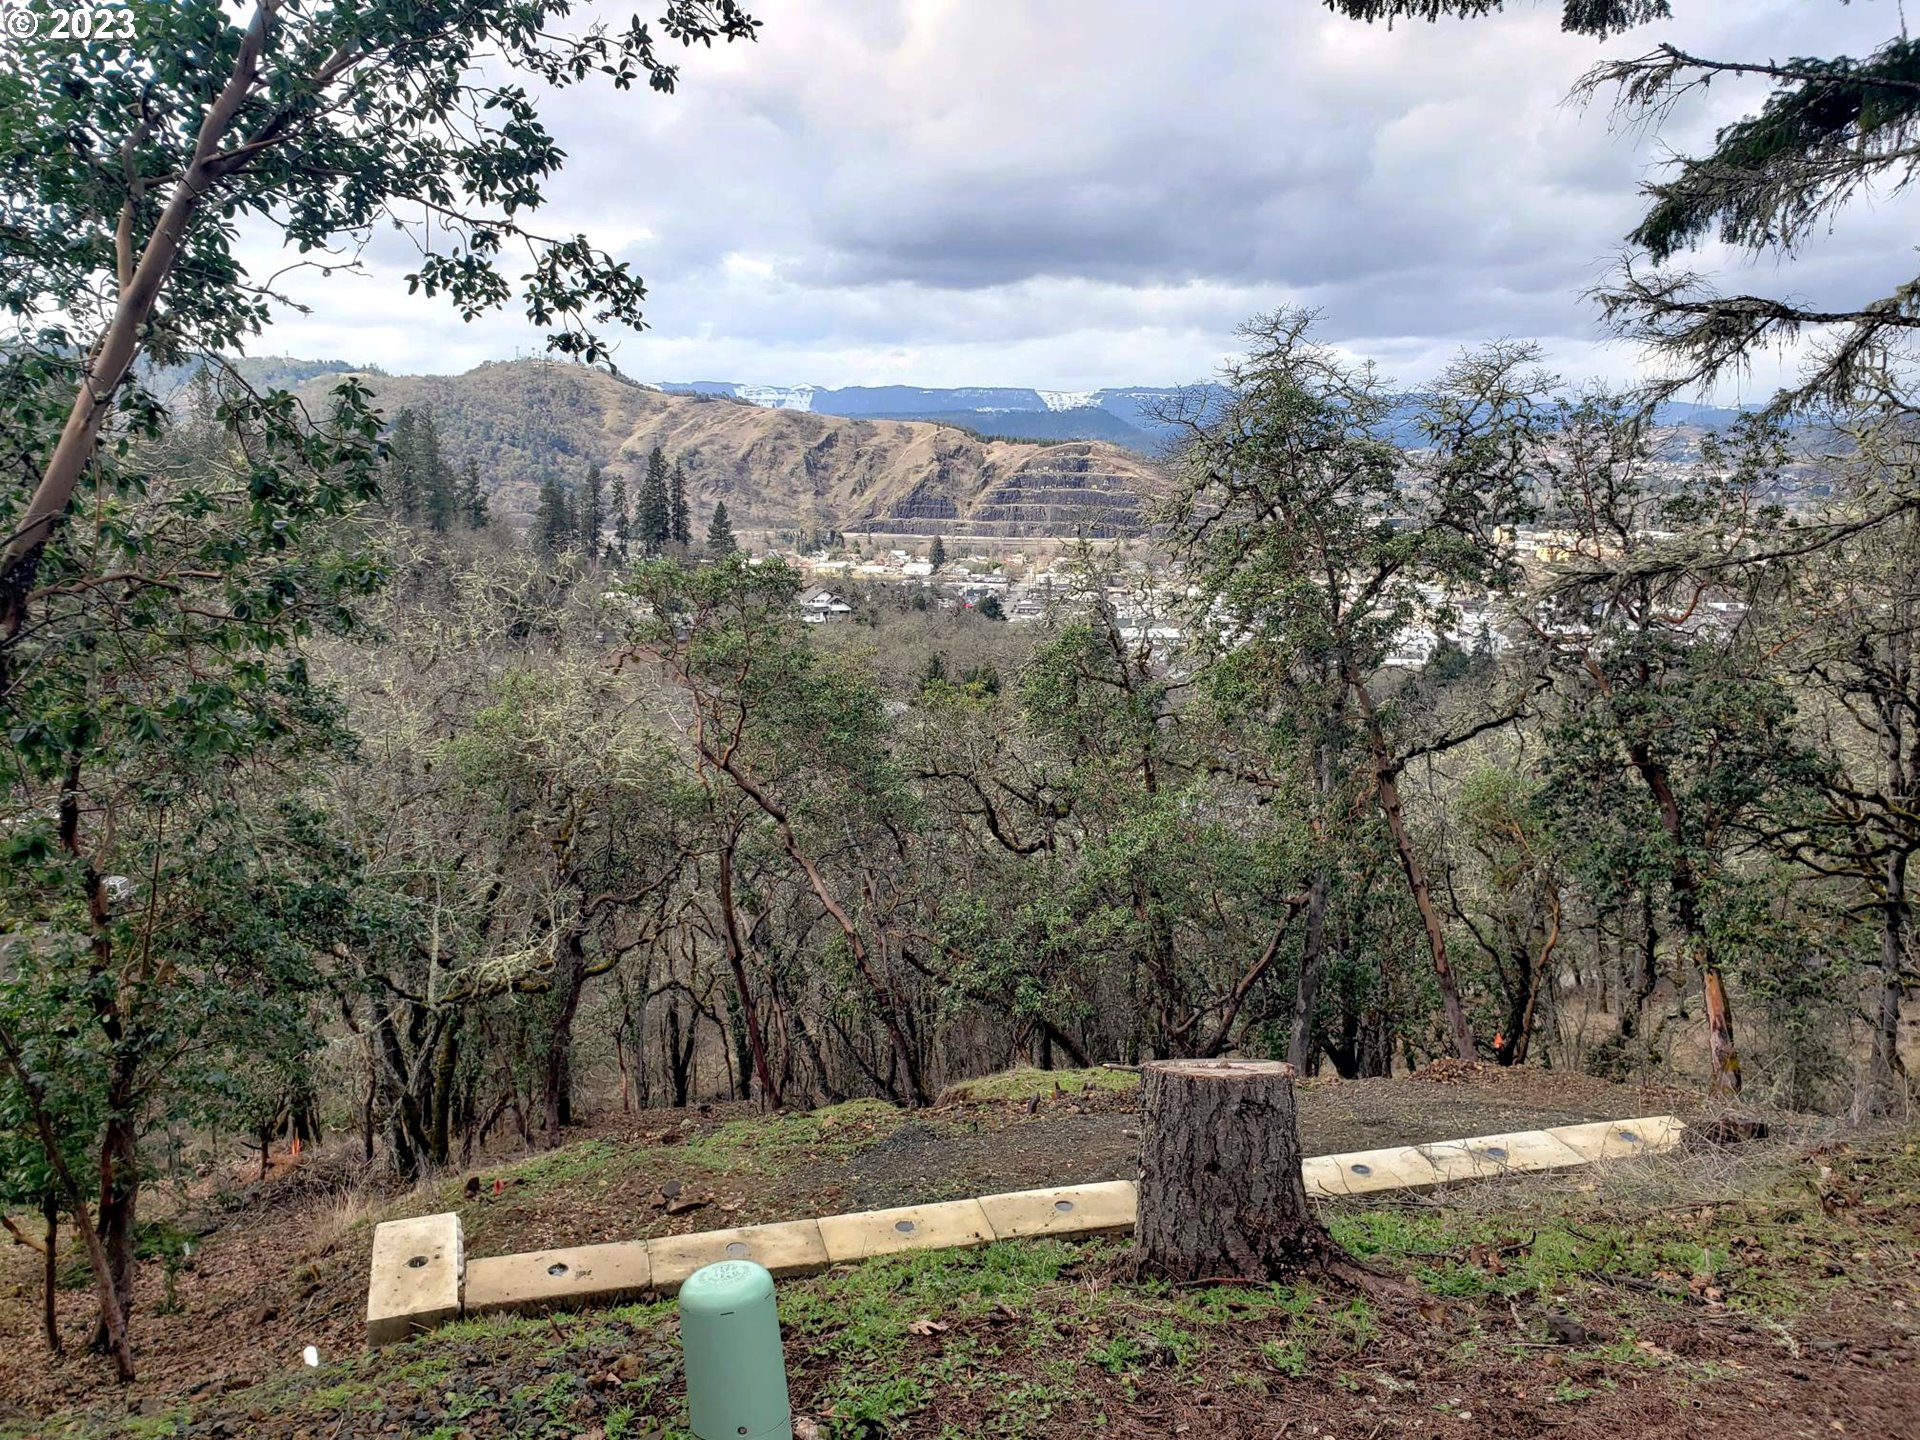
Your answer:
[1133,1058,1336,1282]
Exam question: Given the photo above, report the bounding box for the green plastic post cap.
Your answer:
[678,1260,792,1440]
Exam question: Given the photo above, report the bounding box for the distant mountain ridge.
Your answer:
[247,357,1768,542]
[655,380,1757,450]
[288,360,1166,541]
[653,381,1215,450]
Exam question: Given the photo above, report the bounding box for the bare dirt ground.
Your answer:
[817,1064,1696,1210]
[2,1064,1897,1440]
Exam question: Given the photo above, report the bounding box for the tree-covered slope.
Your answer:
[298,360,1167,538]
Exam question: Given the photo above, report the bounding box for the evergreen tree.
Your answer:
[929,535,946,569]
[418,410,456,534]
[610,475,630,559]
[535,478,574,553]
[1326,1,1920,410]
[707,500,737,558]
[637,447,672,554]
[976,591,1005,621]
[459,460,489,529]
[669,461,692,548]
[386,409,422,520]
[579,463,606,558]
[386,406,459,531]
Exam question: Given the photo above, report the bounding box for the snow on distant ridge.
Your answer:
[1038,390,1098,412]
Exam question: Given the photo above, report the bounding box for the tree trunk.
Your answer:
[1625,735,1739,1097]
[1619,892,1659,1041]
[1288,869,1332,1072]
[717,839,781,1107]
[362,1047,377,1164]
[1349,678,1476,1061]
[1701,962,1742,1098]
[665,1002,694,1108]
[542,934,588,1139]
[1862,849,1909,1118]
[93,1107,140,1362]
[1862,661,1912,1119]
[1499,894,1558,1067]
[42,1195,61,1356]
[428,1020,459,1166]
[1674,885,1741,1098]
[1132,1059,1336,1282]
[1289,722,1342,1071]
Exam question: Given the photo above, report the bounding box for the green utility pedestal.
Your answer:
[678,1259,792,1440]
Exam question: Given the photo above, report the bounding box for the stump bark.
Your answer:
[1132,1058,1336,1282]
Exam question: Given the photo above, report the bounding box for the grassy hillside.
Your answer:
[294,362,1167,540]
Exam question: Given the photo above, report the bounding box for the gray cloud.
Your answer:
[247,0,1905,396]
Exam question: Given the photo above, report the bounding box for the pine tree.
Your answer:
[182,365,223,461]
[579,463,606,559]
[535,478,573,553]
[929,535,946,569]
[418,409,456,534]
[637,447,671,555]
[386,409,422,520]
[1326,2,1920,410]
[669,461,692,548]
[707,500,737,558]
[610,475,630,558]
[460,459,489,529]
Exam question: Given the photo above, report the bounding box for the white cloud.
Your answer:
[241,0,1905,396]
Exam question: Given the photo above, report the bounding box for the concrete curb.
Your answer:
[366,1113,1682,1344]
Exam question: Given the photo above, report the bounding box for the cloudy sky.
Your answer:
[252,0,1903,396]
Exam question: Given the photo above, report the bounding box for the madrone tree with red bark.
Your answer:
[0,0,756,1379]
[620,557,932,1108]
[1166,311,1552,1066]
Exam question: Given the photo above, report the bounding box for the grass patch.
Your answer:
[18,1135,1918,1440]
[683,1099,907,1175]
[1327,1138,1920,1321]
[939,1066,1140,1104]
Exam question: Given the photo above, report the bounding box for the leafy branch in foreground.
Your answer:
[0,0,758,646]
[1325,2,1920,411]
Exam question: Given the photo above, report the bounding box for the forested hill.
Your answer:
[292,360,1167,540]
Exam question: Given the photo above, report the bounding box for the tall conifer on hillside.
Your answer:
[580,464,607,558]
[386,406,459,531]
[460,460,489,529]
[386,409,422,520]
[707,500,737,557]
[670,461,693,548]
[611,475,631,559]
[418,410,456,533]
[637,447,672,554]
[535,478,574,553]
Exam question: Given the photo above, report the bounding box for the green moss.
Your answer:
[683,1099,909,1174]
[940,1066,1140,1103]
